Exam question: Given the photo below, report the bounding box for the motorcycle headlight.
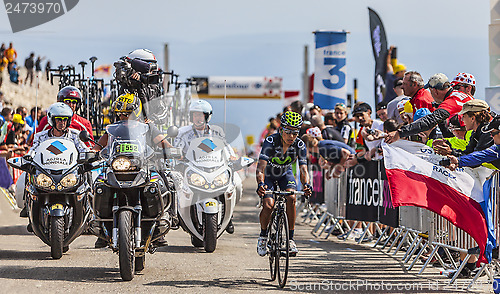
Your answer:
[36,173,53,188]
[60,173,78,188]
[213,170,230,187]
[112,157,132,171]
[188,171,206,187]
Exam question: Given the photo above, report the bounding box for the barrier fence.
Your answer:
[303,159,500,290]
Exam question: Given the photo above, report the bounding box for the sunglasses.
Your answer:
[335,103,346,108]
[63,99,79,104]
[54,116,69,122]
[118,112,131,117]
[282,127,299,135]
[453,84,468,90]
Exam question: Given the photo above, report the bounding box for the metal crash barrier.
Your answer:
[304,160,500,290]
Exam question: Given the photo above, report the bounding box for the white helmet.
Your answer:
[47,102,73,130]
[127,49,157,63]
[189,100,212,123]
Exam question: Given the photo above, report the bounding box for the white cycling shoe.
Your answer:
[289,239,299,256]
[257,236,268,256]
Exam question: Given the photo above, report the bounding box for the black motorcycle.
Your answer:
[7,135,98,259]
[82,121,180,281]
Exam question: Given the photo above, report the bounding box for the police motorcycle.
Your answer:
[7,135,98,260]
[176,129,254,253]
[84,93,181,281]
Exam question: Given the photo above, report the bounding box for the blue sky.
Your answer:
[0,0,492,140]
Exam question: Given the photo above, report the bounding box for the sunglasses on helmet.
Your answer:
[63,98,79,104]
[282,127,299,135]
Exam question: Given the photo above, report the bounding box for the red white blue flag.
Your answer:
[383,140,496,264]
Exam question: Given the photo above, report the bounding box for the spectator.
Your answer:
[35,56,44,74]
[301,133,356,179]
[376,102,388,122]
[3,42,17,71]
[9,62,19,84]
[310,114,343,142]
[290,100,304,115]
[384,46,406,102]
[0,92,4,112]
[387,78,410,124]
[0,43,5,57]
[333,103,353,145]
[0,107,13,127]
[24,52,35,86]
[450,72,476,97]
[309,104,322,117]
[352,102,384,158]
[45,60,51,80]
[324,112,335,126]
[0,55,7,89]
[402,71,435,114]
[385,73,473,144]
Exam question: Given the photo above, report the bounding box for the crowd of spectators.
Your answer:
[0,42,49,88]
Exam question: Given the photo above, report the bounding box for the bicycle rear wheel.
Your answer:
[267,211,277,281]
[276,212,289,288]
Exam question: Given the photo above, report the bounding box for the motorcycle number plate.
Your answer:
[205,202,216,207]
[119,143,139,153]
[51,203,63,210]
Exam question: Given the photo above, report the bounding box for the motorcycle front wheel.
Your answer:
[203,213,217,253]
[50,216,65,259]
[119,210,134,281]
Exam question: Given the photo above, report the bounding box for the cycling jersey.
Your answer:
[259,133,307,179]
[30,128,89,154]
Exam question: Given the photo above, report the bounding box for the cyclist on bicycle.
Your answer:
[256,111,312,256]
[36,86,94,146]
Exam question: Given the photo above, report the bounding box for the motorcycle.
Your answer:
[82,121,180,281]
[176,134,254,252]
[7,136,97,259]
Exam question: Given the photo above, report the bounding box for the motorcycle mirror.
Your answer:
[167,126,179,138]
[23,154,33,161]
[79,130,91,142]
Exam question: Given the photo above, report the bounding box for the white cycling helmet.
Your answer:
[189,100,212,123]
[127,49,157,63]
[47,102,73,131]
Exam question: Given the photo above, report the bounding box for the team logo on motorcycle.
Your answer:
[46,141,67,155]
[198,139,217,153]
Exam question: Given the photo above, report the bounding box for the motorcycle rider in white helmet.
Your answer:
[18,102,89,219]
[174,99,237,233]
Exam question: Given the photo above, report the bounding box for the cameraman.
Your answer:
[114,49,162,118]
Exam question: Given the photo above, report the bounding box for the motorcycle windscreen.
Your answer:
[33,138,79,170]
[105,120,152,161]
[184,135,227,168]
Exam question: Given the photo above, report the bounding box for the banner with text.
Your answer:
[191,76,282,99]
[313,31,347,110]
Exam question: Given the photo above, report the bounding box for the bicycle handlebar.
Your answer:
[264,190,305,196]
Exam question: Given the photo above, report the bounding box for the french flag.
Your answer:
[382,140,496,264]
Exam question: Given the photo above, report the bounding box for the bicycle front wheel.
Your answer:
[268,211,277,281]
[276,212,289,288]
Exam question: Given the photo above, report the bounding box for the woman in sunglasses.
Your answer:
[35,86,94,146]
[256,111,312,257]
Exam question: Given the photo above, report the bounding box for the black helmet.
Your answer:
[57,86,82,104]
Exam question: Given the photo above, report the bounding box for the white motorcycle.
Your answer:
[176,135,253,252]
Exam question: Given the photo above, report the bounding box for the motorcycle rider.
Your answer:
[174,99,237,233]
[36,86,94,146]
[92,93,173,248]
[19,102,89,217]
[256,111,312,256]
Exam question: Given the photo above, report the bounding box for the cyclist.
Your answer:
[36,86,94,146]
[256,111,312,256]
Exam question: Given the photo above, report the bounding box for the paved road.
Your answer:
[0,180,491,293]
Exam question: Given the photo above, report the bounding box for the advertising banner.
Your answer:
[368,8,388,105]
[191,76,282,99]
[345,160,399,227]
[313,31,347,109]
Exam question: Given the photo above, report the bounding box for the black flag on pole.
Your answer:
[368,8,388,105]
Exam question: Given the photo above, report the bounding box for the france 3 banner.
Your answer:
[345,160,399,227]
[313,31,347,110]
[368,8,388,105]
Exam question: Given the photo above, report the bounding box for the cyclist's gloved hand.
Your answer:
[256,182,267,197]
[303,183,313,197]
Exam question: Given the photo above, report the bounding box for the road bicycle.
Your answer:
[263,189,305,288]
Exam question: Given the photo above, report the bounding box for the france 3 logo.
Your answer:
[4,0,79,33]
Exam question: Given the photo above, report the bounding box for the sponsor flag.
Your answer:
[383,140,495,263]
[313,31,347,110]
[368,8,388,105]
[94,65,112,78]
